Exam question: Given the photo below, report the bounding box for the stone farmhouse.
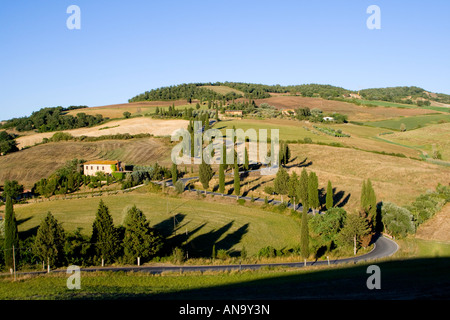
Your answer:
[83,160,123,176]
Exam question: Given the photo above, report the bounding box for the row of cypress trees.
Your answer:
[2,199,162,270]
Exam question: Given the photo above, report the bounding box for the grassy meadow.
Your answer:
[13,190,301,257]
[364,113,450,131]
[1,256,449,300]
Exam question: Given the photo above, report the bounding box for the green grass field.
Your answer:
[358,100,450,113]
[364,114,450,131]
[1,257,449,300]
[14,190,301,257]
[359,99,418,109]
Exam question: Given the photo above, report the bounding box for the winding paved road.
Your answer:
[10,235,398,276]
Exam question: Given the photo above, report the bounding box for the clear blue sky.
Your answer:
[1,0,449,120]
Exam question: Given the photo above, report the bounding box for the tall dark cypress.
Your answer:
[326,180,334,210]
[234,162,240,196]
[91,200,120,264]
[300,210,310,259]
[3,195,18,268]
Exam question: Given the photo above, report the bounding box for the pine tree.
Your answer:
[171,163,178,184]
[123,205,162,264]
[300,210,310,259]
[234,162,240,196]
[3,195,18,268]
[32,212,66,267]
[199,158,214,190]
[91,200,120,264]
[308,172,319,214]
[219,162,225,194]
[298,168,309,211]
[326,180,334,210]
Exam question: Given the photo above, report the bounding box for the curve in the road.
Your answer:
[10,234,398,277]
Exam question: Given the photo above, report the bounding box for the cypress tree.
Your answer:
[33,212,66,267]
[360,180,367,211]
[300,210,310,259]
[234,162,240,196]
[244,147,249,171]
[288,172,299,203]
[3,195,18,268]
[171,163,178,184]
[219,162,225,194]
[274,166,289,195]
[326,180,334,210]
[199,158,214,190]
[308,172,319,214]
[123,205,162,264]
[298,168,309,211]
[91,200,120,264]
[366,179,377,229]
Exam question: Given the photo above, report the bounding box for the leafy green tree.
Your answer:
[3,195,18,268]
[33,212,66,267]
[0,131,18,155]
[199,158,214,190]
[233,162,240,196]
[90,200,120,263]
[300,211,310,259]
[123,111,131,119]
[310,207,347,244]
[337,214,370,255]
[381,202,415,238]
[308,172,319,213]
[123,205,162,263]
[326,180,334,210]
[274,166,289,195]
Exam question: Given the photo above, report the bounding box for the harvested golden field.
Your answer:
[286,144,450,212]
[252,96,436,121]
[16,118,188,149]
[415,204,450,243]
[0,137,172,188]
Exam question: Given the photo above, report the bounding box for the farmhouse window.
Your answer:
[102,166,104,170]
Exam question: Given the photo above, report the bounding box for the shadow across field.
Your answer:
[152,215,249,258]
[139,258,450,300]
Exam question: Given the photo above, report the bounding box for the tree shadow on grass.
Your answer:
[215,223,249,257]
[333,189,351,208]
[186,221,249,258]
